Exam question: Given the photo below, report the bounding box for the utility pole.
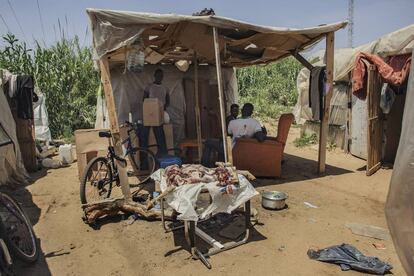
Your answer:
[348,0,354,48]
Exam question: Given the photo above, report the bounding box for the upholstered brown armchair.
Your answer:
[232,113,294,177]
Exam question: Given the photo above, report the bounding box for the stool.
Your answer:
[179,139,203,163]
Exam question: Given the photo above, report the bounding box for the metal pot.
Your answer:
[262,191,288,210]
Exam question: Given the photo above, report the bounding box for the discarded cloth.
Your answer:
[352,52,411,99]
[151,168,258,221]
[308,66,325,121]
[308,243,393,275]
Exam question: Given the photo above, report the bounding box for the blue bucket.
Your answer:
[158,155,182,169]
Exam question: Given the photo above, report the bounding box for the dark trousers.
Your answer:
[136,124,168,169]
[201,138,224,168]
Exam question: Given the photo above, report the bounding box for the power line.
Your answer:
[6,0,27,41]
[0,13,11,33]
[36,0,46,45]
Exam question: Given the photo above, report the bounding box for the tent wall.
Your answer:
[385,50,414,276]
[0,73,28,185]
[94,64,238,145]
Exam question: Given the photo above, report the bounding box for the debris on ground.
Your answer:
[278,245,286,252]
[123,213,139,226]
[373,243,387,250]
[307,243,393,275]
[304,202,319,209]
[345,223,390,240]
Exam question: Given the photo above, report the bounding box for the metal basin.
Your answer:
[262,191,288,210]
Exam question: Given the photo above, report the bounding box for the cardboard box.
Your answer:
[74,129,109,180]
[143,98,163,126]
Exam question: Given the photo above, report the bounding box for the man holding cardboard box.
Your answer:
[142,69,169,156]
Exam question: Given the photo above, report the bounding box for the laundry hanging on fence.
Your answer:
[308,66,325,121]
[352,52,411,99]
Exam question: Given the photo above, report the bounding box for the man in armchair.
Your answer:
[228,103,266,146]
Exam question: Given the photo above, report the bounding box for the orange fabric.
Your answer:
[352,52,411,99]
[232,113,294,177]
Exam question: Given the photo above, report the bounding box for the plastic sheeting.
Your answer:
[151,168,258,221]
[86,8,346,66]
[0,73,28,186]
[95,64,238,146]
[33,91,52,142]
[294,24,414,124]
[385,50,414,276]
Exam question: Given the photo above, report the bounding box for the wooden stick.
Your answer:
[194,53,203,161]
[318,32,335,174]
[146,186,175,210]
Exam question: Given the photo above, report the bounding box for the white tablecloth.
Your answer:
[151,169,258,221]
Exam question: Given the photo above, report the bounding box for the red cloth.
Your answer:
[352,52,411,99]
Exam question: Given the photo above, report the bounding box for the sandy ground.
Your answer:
[13,127,405,276]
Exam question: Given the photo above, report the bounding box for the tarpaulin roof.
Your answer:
[86,8,347,67]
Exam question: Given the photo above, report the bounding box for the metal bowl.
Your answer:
[262,191,288,210]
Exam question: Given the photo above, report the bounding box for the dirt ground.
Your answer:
[14,127,405,276]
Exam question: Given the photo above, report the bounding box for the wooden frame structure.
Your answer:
[98,30,336,195]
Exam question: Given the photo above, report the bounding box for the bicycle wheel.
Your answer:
[128,148,157,187]
[0,192,38,263]
[80,156,115,204]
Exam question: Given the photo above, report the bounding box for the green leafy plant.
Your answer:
[0,34,99,138]
[293,133,318,147]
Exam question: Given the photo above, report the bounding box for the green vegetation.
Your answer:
[0,34,99,138]
[237,57,302,120]
[293,133,318,147]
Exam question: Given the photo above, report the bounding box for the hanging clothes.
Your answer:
[308,66,326,121]
[15,75,37,119]
[352,52,411,99]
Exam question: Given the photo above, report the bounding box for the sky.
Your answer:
[0,0,413,50]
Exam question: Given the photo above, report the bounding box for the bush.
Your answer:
[237,57,302,119]
[0,34,99,138]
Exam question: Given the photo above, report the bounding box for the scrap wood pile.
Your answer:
[82,163,254,225]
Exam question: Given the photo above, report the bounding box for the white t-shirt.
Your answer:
[145,83,169,107]
[228,117,262,146]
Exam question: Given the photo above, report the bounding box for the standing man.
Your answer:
[142,69,169,156]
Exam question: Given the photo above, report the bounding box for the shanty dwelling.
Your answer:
[293,24,414,176]
[79,8,347,267]
[0,70,31,186]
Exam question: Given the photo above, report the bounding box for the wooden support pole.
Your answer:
[291,51,314,71]
[318,32,335,174]
[194,53,203,161]
[99,57,131,201]
[213,27,228,163]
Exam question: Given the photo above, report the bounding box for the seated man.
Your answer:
[228,103,266,146]
[201,104,239,168]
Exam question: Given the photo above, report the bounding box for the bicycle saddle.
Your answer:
[98,131,112,138]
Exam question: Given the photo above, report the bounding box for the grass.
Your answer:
[293,133,318,147]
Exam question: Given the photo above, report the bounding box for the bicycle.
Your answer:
[80,121,157,204]
[0,191,39,275]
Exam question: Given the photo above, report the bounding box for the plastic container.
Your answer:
[157,155,182,169]
[59,144,74,164]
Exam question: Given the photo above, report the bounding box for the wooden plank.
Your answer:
[366,65,382,176]
[194,53,203,161]
[291,51,314,71]
[213,27,229,163]
[318,32,335,174]
[99,57,131,201]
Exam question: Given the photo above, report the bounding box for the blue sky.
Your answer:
[0,0,413,50]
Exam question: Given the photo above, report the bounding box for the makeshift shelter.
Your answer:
[85,8,346,268]
[87,9,347,184]
[0,70,29,185]
[293,24,414,175]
